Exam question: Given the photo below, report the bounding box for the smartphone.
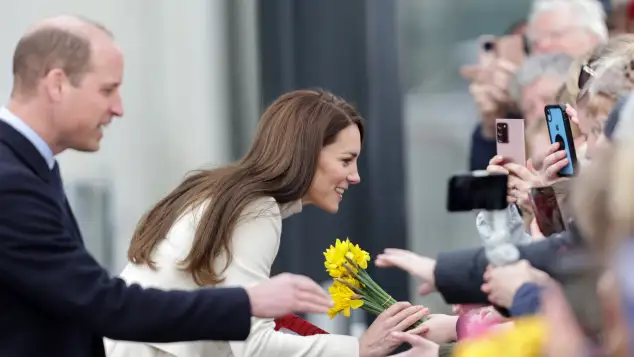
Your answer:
[447,172,508,212]
[530,186,566,236]
[496,35,526,65]
[544,105,578,176]
[478,35,497,67]
[495,118,526,166]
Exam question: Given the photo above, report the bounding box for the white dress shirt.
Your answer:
[0,107,55,169]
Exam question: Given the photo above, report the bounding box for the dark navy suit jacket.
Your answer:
[0,121,252,357]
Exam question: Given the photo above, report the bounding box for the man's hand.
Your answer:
[467,58,519,139]
[375,249,437,295]
[245,273,332,318]
[481,260,550,308]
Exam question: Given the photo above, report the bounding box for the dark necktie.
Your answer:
[50,162,66,205]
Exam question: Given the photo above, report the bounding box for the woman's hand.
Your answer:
[375,249,437,295]
[486,156,513,203]
[565,103,580,125]
[359,302,430,357]
[530,142,569,181]
[387,332,439,357]
[487,156,532,211]
[529,217,545,240]
[420,314,458,344]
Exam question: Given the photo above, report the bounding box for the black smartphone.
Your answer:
[544,104,578,177]
[446,173,508,212]
[530,186,566,236]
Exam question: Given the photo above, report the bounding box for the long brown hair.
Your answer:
[128,89,365,285]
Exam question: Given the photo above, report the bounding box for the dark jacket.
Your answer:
[469,123,496,171]
[434,230,575,305]
[0,121,252,357]
[510,283,542,317]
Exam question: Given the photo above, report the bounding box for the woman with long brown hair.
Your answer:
[105,89,430,357]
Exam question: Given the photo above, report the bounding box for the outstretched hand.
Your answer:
[375,249,437,295]
[246,273,333,318]
[360,302,430,357]
[387,332,439,357]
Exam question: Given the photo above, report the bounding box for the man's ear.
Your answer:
[43,68,67,102]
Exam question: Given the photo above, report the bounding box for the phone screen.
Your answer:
[545,105,578,176]
[530,186,566,236]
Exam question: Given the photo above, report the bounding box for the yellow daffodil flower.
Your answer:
[327,279,363,318]
[323,238,371,278]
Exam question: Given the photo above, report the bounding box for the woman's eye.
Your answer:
[342,158,352,166]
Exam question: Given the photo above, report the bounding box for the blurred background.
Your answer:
[0,0,544,333]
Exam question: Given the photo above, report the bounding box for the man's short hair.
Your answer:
[11,17,112,96]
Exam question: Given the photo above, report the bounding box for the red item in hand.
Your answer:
[274,314,329,336]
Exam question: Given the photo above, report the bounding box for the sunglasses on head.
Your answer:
[578,63,596,91]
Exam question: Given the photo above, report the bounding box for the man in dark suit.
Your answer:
[0,15,332,357]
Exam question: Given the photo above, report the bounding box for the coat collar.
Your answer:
[0,120,56,182]
[279,200,303,219]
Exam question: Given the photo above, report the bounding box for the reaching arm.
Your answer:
[0,170,251,342]
[434,231,572,305]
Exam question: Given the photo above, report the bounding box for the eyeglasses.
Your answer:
[578,63,596,91]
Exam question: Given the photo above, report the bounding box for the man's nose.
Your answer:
[111,95,124,117]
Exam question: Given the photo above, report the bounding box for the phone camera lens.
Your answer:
[496,123,509,144]
[483,41,495,52]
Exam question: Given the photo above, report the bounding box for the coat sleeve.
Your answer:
[433,231,571,305]
[224,198,360,357]
[0,169,252,342]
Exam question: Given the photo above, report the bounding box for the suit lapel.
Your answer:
[0,121,84,244]
[0,121,54,181]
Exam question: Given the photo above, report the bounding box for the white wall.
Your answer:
[0,0,233,271]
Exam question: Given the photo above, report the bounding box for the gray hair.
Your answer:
[509,53,575,102]
[528,0,608,43]
[586,42,634,97]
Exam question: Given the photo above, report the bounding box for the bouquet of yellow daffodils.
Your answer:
[323,238,429,326]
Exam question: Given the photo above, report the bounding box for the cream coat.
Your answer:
[104,197,359,357]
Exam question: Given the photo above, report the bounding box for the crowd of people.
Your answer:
[384,0,634,356]
[2,0,634,356]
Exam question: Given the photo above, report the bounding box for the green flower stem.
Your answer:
[361,298,383,312]
[346,264,389,303]
[335,278,363,295]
